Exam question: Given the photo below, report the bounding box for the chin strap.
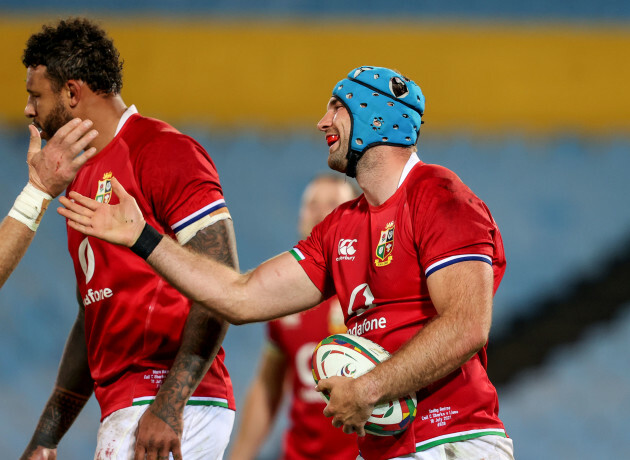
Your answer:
[345,150,363,178]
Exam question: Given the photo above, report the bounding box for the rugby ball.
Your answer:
[311,333,417,436]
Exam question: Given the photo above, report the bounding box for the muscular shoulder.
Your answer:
[123,115,207,161]
[404,162,478,205]
[122,116,215,183]
[407,162,463,188]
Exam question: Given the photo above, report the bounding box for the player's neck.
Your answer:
[356,147,409,207]
[76,94,128,153]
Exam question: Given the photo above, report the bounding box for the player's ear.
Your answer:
[65,80,83,108]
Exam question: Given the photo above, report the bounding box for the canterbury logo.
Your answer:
[78,238,95,284]
[337,239,357,261]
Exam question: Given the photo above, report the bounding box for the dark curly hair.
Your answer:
[22,17,123,95]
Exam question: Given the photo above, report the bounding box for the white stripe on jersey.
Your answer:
[176,212,231,245]
[171,198,227,232]
[425,254,492,277]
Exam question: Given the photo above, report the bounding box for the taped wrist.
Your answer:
[130,223,163,259]
[8,183,53,231]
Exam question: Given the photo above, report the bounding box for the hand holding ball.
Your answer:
[311,333,417,436]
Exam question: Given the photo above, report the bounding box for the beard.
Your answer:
[39,97,73,141]
[327,143,348,174]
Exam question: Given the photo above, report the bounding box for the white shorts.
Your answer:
[358,435,514,460]
[94,404,235,460]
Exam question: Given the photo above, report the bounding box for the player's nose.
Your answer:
[24,99,36,118]
[317,109,333,132]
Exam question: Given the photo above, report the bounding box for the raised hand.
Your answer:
[58,177,146,247]
[28,118,99,198]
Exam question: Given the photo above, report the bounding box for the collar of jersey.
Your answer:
[397,152,420,188]
[114,104,139,137]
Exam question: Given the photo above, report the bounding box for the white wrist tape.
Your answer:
[8,183,53,232]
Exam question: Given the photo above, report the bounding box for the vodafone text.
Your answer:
[83,287,114,306]
[347,316,387,336]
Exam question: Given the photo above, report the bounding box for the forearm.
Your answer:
[0,217,35,288]
[61,190,323,321]
[360,261,493,405]
[146,237,321,324]
[151,219,237,418]
[22,387,91,455]
[0,182,54,288]
[152,303,229,417]
[360,311,487,406]
[147,235,245,321]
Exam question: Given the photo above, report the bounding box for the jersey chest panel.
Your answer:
[327,193,430,353]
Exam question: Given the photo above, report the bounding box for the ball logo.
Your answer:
[341,362,357,377]
[337,239,357,261]
[78,238,95,284]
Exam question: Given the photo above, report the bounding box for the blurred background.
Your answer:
[1,1,629,459]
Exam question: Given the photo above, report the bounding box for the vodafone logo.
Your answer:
[77,237,115,306]
[337,239,357,261]
[78,238,95,284]
[347,283,375,317]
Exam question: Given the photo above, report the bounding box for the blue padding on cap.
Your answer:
[332,66,425,154]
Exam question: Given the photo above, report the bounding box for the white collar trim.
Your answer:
[398,152,420,188]
[114,105,138,136]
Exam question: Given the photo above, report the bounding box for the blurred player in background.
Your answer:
[20,18,237,460]
[229,174,358,460]
[59,66,515,460]
[0,118,97,289]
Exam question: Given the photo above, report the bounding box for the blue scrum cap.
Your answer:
[332,66,425,177]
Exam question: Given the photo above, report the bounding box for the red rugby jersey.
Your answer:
[66,110,234,420]
[268,297,357,460]
[291,159,507,460]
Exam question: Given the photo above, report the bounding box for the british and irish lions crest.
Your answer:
[375,221,395,267]
[95,172,113,204]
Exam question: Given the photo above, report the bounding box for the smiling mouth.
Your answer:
[326,134,340,146]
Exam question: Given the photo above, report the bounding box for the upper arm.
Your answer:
[180,218,238,338]
[426,260,494,342]
[184,218,238,270]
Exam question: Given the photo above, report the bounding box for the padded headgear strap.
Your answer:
[332,66,425,178]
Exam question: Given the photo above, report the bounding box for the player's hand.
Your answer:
[19,445,57,460]
[134,406,183,460]
[58,177,146,247]
[27,118,98,198]
[317,376,374,437]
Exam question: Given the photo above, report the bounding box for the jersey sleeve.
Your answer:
[413,172,497,277]
[289,218,335,298]
[135,132,230,244]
